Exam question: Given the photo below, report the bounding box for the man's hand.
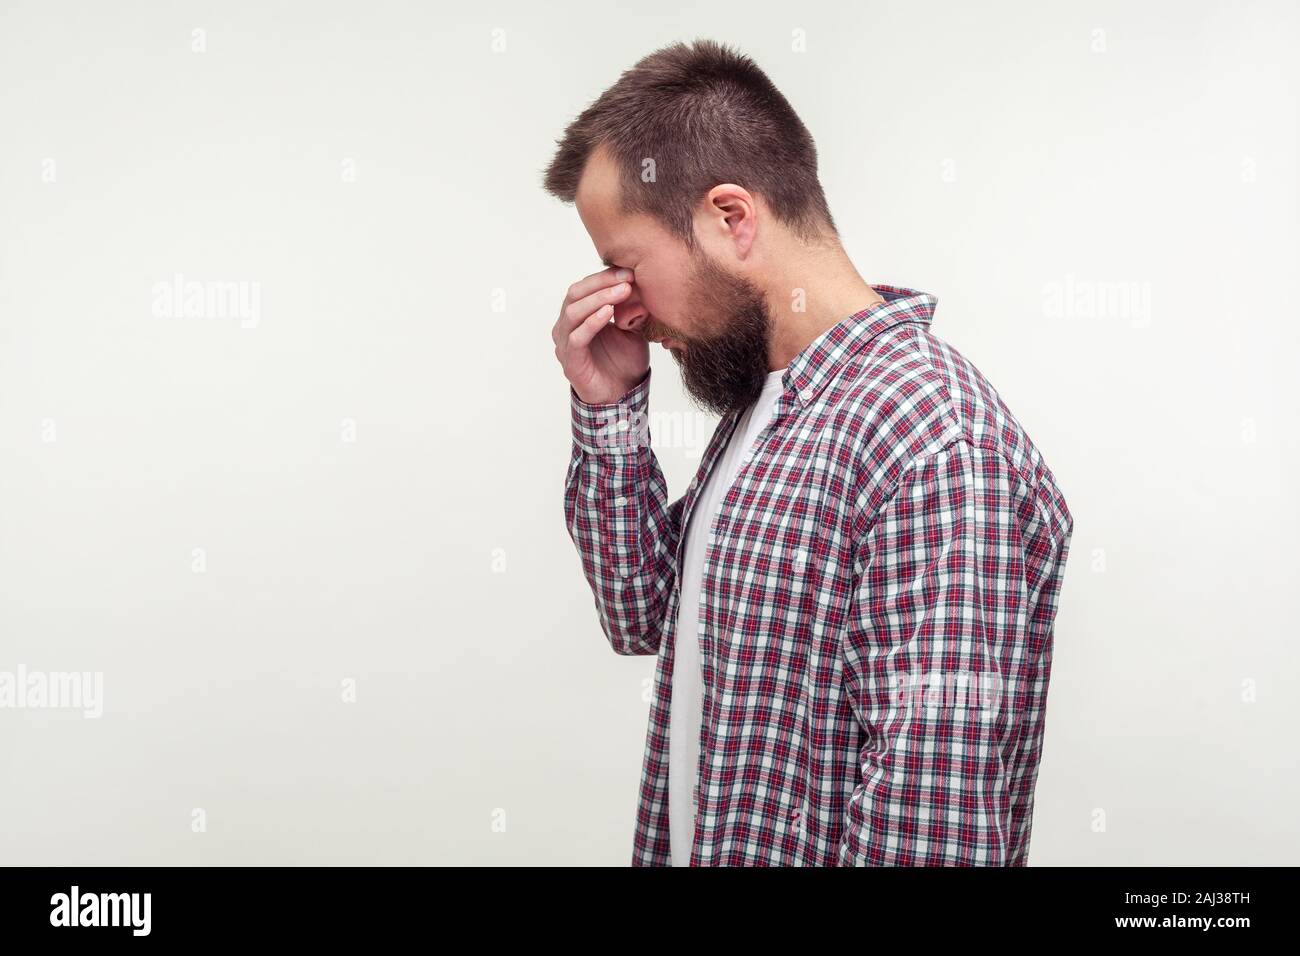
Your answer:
[552,267,648,405]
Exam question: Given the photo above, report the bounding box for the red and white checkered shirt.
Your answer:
[564,284,1073,866]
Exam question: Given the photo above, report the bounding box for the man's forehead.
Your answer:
[575,146,666,265]
[575,148,627,262]
[575,141,622,206]
[578,199,638,268]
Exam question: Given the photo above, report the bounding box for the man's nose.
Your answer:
[613,297,649,334]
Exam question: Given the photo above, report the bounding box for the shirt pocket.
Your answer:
[783,477,845,605]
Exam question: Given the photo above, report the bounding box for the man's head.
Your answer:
[542,39,838,415]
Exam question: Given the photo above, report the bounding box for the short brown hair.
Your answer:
[542,39,838,250]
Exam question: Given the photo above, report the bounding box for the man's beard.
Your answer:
[645,249,773,417]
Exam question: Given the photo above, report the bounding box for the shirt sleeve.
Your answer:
[563,368,685,656]
[836,440,1045,865]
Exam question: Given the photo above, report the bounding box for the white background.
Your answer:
[1,0,1296,864]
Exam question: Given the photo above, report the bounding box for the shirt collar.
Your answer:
[783,283,938,409]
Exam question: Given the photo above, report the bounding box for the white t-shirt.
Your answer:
[668,367,788,866]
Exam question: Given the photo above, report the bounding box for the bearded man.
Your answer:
[543,39,1073,868]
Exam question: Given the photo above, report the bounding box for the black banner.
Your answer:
[0,866,1283,942]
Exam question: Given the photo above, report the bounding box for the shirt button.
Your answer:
[799,388,813,403]
[614,496,627,507]
[742,450,754,463]
[617,418,629,431]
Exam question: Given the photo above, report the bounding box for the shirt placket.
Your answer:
[690,393,791,865]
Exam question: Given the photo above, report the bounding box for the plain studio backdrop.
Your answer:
[1,0,1296,866]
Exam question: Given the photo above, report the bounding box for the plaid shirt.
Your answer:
[564,284,1073,866]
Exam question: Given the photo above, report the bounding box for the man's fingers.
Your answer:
[563,281,631,329]
[564,266,632,307]
[551,288,613,347]
[551,267,633,352]
[568,303,615,350]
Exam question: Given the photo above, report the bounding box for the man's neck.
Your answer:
[761,240,886,371]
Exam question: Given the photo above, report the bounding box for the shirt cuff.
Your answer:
[570,370,653,456]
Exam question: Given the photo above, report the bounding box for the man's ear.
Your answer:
[700,184,757,258]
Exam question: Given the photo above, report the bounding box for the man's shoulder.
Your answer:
[824,323,964,463]
[825,322,1067,520]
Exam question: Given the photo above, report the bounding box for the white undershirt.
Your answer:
[668,367,788,866]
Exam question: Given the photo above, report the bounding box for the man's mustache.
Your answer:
[640,319,687,345]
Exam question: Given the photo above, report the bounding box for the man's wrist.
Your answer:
[570,370,653,455]
[571,369,650,408]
